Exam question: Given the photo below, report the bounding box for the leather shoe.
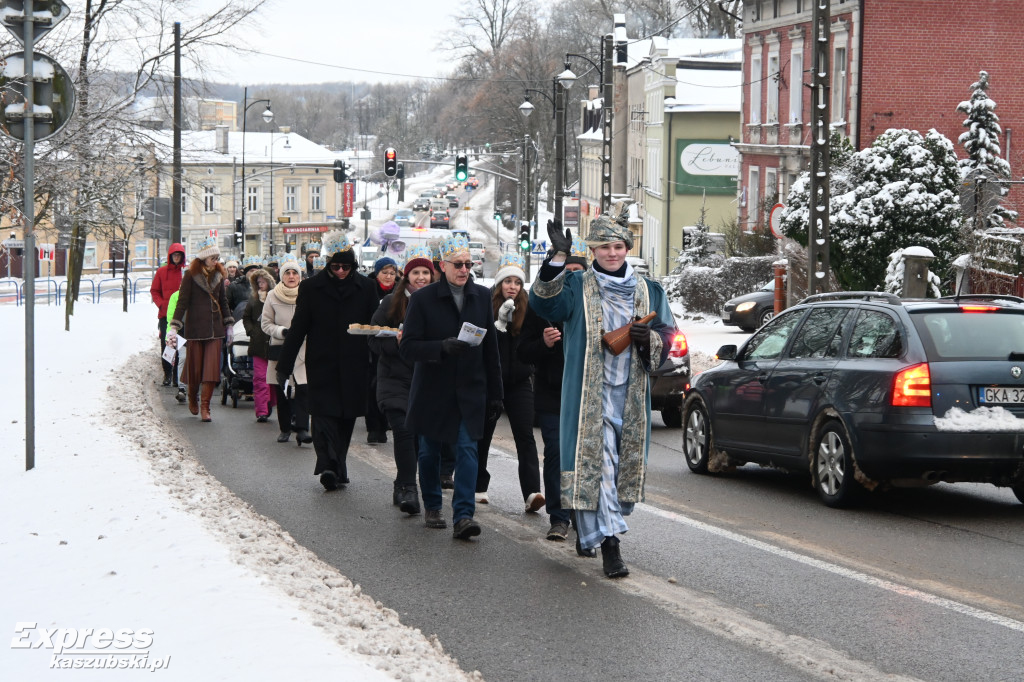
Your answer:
[600,536,629,578]
[424,509,446,529]
[452,517,481,540]
[395,485,420,515]
[276,431,291,443]
[320,470,338,491]
[440,475,455,490]
[295,429,312,444]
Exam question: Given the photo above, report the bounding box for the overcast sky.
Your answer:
[190,0,465,85]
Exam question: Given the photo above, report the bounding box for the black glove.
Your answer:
[441,338,471,357]
[281,328,288,337]
[276,370,290,386]
[630,322,651,361]
[487,399,503,423]
[546,219,572,256]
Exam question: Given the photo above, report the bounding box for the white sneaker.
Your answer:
[475,492,489,504]
[525,492,545,513]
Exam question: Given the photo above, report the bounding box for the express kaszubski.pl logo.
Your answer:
[12,623,171,671]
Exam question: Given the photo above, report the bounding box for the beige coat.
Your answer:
[261,285,307,385]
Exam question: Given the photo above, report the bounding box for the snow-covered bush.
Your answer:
[957,71,1017,230]
[884,248,942,297]
[665,256,776,314]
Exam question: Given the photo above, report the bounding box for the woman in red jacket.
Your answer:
[150,243,186,386]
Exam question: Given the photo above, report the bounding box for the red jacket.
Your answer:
[150,243,186,318]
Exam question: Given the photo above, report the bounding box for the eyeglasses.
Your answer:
[329,262,353,272]
[447,261,473,269]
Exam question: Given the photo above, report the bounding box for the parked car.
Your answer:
[682,292,1024,507]
[651,331,692,427]
[468,241,485,260]
[430,210,450,228]
[721,282,776,331]
[393,208,416,227]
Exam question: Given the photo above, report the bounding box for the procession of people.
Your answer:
[155,206,677,578]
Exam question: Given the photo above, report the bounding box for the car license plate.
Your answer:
[979,386,1024,404]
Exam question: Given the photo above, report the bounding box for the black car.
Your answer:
[429,210,450,228]
[683,292,1024,507]
[721,282,776,331]
[413,196,431,211]
[650,330,691,427]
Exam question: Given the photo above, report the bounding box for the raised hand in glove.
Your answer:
[630,321,651,362]
[494,299,516,332]
[441,337,471,357]
[546,219,572,258]
[487,399,503,423]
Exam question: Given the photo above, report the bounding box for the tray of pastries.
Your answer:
[348,323,400,337]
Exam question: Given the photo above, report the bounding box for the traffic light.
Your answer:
[333,159,346,183]
[384,148,397,177]
[396,161,405,180]
[519,228,530,252]
[234,219,243,245]
[455,154,468,182]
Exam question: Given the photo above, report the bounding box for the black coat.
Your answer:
[227,275,250,321]
[494,307,537,389]
[518,311,565,415]
[277,268,379,418]
[400,276,502,442]
[367,293,412,413]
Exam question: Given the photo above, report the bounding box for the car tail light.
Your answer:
[960,305,1000,312]
[668,333,688,358]
[892,363,931,407]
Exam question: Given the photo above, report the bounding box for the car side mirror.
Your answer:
[715,344,737,361]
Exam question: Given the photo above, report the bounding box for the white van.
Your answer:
[429,197,448,213]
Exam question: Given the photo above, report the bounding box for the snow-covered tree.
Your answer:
[781,128,963,292]
[957,70,1017,229]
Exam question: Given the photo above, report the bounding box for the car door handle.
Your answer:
[812,373,827,385]
[757,373,769,384]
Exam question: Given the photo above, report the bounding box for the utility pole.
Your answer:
[601,33,613,213]
[808,0,831,295]
[171,22,182,244]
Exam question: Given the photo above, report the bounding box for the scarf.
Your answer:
[272,281,298,305]
[258,290,267,302]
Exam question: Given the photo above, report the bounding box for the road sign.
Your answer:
[37,242,54,260]
[769,203,785,239]
[0,0,71,47]
[0,51,77,142]
[3,238,24,248]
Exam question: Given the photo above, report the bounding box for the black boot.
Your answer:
[395,485,420,515]
[600,536,629,578]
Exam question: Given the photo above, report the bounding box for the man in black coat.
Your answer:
[401,236,502,539]
[277,231,379,491]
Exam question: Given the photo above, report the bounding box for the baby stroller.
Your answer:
[221,319,253,408]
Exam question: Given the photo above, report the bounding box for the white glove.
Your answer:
[499,299,516,322]
[225,327,234,345]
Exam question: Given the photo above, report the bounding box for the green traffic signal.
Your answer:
[455,154,468,182]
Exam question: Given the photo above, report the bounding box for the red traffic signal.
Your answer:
[384,148,398,177]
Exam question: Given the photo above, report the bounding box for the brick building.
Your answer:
[737,0,1024,232]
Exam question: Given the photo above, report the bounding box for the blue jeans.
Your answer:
[538,411,570,525]
[419,422,477,522]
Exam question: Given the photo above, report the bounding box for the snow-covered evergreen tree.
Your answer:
[781,129,963,292]
[957,70,1017,229]
[676,202,711,267]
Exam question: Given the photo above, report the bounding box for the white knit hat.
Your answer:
[493,252,525,286]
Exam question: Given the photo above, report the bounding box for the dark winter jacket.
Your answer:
[493,307,537,390]
[518,312,565,415]
[169,260,233,341]
[149,243,185,318]
[400,274,502,443]
[276,267,379,418]
[227,272,252,322]
[367,293,413,413]
[242,268,276,359]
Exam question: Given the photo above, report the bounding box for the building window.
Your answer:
[310,185,323,212]
[765,167,778,204]
[83,243,97,269]
[789,50,803,123]
[203,185,215,213]
[796,0,803,12]
[772,0,779,18]
[285,185,297,212]
[767,53,779,123]
[749,55,762,125]
[646,143,661,196]
[831,46,847,122]
[246,185,259,212]
[180,192,188,216]
[747,167,760,231]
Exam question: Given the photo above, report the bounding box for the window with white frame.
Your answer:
[749,55,762,125]
[646,143,661,196]
[285,185,297,212]
[246,185,259,212]
[180,192,188,215]
[831,46,847,122]
[789,49,804,123]
[747,167,761,230]
[767,52,779,123]
[203,185,215,213]
[310,185,323,212]
[765,167,778,204]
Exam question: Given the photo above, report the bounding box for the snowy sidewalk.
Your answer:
[0,304,476,680]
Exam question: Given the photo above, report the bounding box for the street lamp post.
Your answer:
[520,76,571,230]
[268,126,291,255]
[564,37,613,212]
[240,87,273,256]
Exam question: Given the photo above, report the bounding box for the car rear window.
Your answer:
[911,309,1024,360]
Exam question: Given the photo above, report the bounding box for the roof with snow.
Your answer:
[142,129,339,166]
[667,61,742,113]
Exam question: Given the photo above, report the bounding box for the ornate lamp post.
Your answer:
[564,39,613,212]
[240,87,273,254]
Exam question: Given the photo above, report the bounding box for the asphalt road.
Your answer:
[158,376,1024,680]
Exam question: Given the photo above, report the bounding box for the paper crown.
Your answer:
[311,255,326,270]
[405,245,432,262]
[570,235,588,258]
[440,233,470,259]
[303,242,321,254]
[279,255,302,273]
[195,235,218,254]
[497,252,525,270]
[321,230,353,258]
[242,255,262,269]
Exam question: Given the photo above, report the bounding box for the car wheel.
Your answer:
[811,421,863,508]
[1012,484,1024,505]
[757,307,775,328]
[661,402,682,428]
[683,399,711,473]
